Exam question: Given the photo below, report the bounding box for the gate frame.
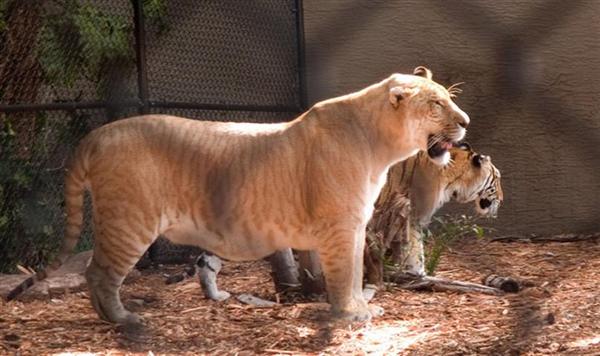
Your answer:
[0,0,307,116]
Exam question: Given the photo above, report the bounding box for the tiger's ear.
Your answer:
[455,141,472,151]
[413,66,433,80]
[389,85,420,109]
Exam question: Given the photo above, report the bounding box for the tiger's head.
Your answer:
[386,66,470,166]
[445,143,503,218]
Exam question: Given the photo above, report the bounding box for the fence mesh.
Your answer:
[0,109,112,272]
[0,0,303,272]
[146,0,300,108]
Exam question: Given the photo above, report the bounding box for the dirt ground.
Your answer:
[1,237,599,355]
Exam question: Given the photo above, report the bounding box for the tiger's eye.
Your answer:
[472,154,483,167]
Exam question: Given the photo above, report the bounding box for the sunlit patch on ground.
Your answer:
[332,320,439,354]
[1,238,599,354]
[568,336,600,349]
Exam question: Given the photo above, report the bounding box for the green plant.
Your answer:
[0,0,168,272]
[37,1,133,91]
[0,0,7,33]
[0,113,59,272]
[143,0,168,33]
[424,214,488,275]
[0,110,97,272]
[37,0,167,93]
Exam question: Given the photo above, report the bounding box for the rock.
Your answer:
[236,294,277,307]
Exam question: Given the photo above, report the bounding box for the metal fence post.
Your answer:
[132,0,149,115]
[294,0,307,111]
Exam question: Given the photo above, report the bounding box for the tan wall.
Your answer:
[303,0,600,235]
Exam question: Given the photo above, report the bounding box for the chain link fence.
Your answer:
[0,0,305,272]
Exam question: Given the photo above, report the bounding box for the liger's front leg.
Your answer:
[352,227,384,317]
[317,226,383,321]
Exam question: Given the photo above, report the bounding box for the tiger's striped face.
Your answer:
[472,154,503,218]
[447,143,503,218]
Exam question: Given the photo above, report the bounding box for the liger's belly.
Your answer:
[161,213,313,261]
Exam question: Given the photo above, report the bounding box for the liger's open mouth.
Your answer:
[427,135,454,159]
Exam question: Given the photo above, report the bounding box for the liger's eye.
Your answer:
[434,100,444,108]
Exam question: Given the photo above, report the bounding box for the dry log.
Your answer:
[482,274,520,293]
[1,250,143,300]
[0,251,92,299]
[490,233,600,243]
[388,272,504,296]
[296,251,326,295]
[268,249,300,292]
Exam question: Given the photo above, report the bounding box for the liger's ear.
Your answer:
[389,85,419,109]
[413,66,433,80]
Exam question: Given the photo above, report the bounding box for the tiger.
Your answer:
[365,142,503,282]
[5,66,470,323]
[163,250,231,302]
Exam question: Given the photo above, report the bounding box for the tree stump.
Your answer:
[268,249,300,292]
[296,251,326,295]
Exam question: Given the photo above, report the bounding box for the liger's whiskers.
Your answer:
[427,133,444,149]
[447,82,465,98]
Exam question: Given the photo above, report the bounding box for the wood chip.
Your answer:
[1,237,598,354]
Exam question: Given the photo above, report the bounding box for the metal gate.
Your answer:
[0,0,306,271]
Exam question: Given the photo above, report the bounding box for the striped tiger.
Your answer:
[366,142,503,280]
[5,66,470,323]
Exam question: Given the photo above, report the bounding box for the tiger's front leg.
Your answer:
[398,223,426,277]
[317,226,383,321]
[196,251,230,301]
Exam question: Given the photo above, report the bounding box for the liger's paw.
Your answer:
[119,310,143,326]
[332,305,373,322]
[368,304,384,317]
[115,318,148,343]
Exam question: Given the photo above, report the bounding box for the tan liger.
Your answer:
[6,66,469,323]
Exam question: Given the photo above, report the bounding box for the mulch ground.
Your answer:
[1,237,599,355]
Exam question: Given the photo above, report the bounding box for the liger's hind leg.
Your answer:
[86,224,154,324]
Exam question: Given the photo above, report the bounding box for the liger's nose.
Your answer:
[457,111,470,128]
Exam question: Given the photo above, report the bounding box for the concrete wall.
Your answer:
[303,0,600,235]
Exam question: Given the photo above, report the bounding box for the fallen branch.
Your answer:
[490,233,600,243]
[388,273,504,296]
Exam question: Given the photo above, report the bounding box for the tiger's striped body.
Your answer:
[7,67,471,323]
[367,144,503,278]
